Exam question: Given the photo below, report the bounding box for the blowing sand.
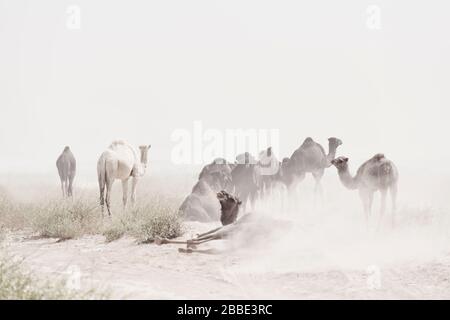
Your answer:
[2,172,450,299]
[4,210,450,299]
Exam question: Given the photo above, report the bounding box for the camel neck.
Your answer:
[337,166,358,190]
[327,143,338,161]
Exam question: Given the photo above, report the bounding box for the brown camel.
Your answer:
[156,191,243,253]
[331,153,399,227]
[281,137,342,196]
[56,146,76,197]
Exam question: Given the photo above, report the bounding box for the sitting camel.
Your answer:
[331,153,399,227]
[178,158,234,222]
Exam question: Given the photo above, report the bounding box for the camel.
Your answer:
[258,147,280,197]
[179,158,234,222]
[157,190,290,254]
[281,137,342,195]
[197,158,234,192]
[331,153,398,227]
[56,146,76,197]
[97,140,151,215]
[231,152,261,211]
[157,191,243,253]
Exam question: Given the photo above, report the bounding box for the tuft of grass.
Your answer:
[102,214,133,242]
[31,199,102,240]
[0,253,103,299]
[102,196,184,243]
[132,206,183,243]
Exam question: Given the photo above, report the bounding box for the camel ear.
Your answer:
[148,145,151,149]
[237,200,242,205]
[343,157,349,162]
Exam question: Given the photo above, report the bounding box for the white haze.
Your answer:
[1,0,450,177]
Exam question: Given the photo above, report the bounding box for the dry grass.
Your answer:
[102,195,184,243]
[0,190,184,243]
[0,252,105,299]
[30,198,102,240]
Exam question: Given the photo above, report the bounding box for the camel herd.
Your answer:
[56,137,399,228]
[178,137,398,227]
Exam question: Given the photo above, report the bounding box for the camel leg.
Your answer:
[178,248,221,254]
[122,178,129,209]
[390,183,398,227]
[378,188,387,229]
[155,233,220,246]
[60,180,66,198]
[287,172,305,210]
[68,175,74,197]
[64,179,69,198]
[249,191,258,212]
[359,189,373,228]
[196,227,222,238]
[99,179,105,214]
[105,178,114,216]
[130,177,138,206]
[312,170,324,207]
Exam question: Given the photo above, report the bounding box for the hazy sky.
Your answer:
[1,0,449,177]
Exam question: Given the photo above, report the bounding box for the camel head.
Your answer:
[138,145,151,166]
[217,190,241,226]
[328,137,343,149]
[331,156,349,170]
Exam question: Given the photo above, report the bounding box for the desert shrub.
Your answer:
[0,253,102,299]
[31,198,101,240]
[102,214,133,242]
[102,195,183,243]
[132,207,183,242]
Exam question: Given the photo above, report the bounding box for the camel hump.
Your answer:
[302,137,314,145]
[110,140,127,147]
[372,153,385,161]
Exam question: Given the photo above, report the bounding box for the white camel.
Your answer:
[97,140,151,215]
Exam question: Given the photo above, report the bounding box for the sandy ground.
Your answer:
[4,218,450,300]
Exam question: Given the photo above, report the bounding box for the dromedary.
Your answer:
[97,140,151,215]
[258,146,280,197]
[179,158,234,222]
[331,153,398,227]
[157,190,290,254]
[156,190,243,253]
[231,152,261,211]
[56,146,76,197]
[281,137,342,195]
